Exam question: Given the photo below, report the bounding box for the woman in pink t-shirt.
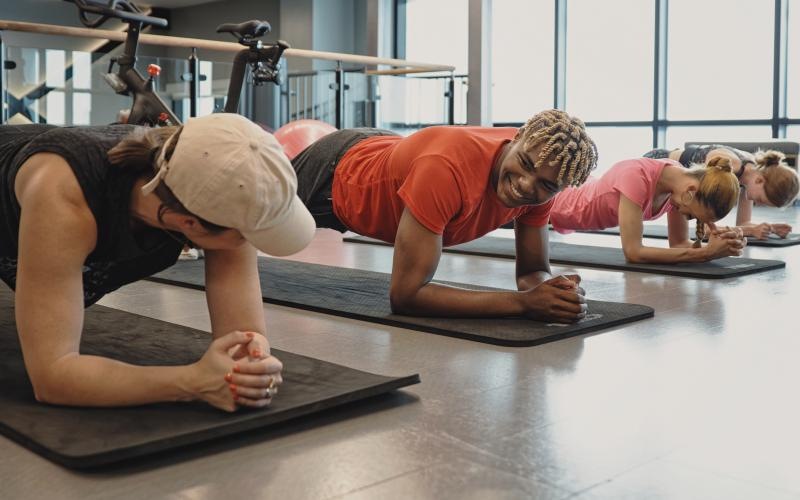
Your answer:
[550,157,746,264]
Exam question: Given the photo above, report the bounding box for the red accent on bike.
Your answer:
[147,64,162,77]
[158,112,169,123]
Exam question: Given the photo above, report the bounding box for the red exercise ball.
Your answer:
[273,119,338,160]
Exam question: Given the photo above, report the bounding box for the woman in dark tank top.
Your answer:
[644,144,799,239]
[1,113,315,412]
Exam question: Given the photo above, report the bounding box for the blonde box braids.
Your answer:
[513,109,598,187]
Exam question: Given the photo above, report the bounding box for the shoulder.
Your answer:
[16,153,88,207]
[15,153,97,244]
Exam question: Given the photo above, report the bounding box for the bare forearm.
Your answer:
[627,244,711,264]
[205,246,267,339]
[734,223,755,239]
[35,354,195,407]
[736,197,753,226]
[391,281,525,318]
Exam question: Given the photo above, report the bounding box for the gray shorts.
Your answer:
[291,128,399,232]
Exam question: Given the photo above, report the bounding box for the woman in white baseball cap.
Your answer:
[0,113,315,411]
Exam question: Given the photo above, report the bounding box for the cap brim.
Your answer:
[242,195,316,256]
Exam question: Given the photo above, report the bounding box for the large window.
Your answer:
[396,0,797,144]
[491,0,554,123]
[586,127,653,175]
[788,0,800,118]
[45,49,65,125]
[404,0,468,74]
[666,126,773,148]
[71,51,92,125]
[667,0,773,120]
[566,0,654,122]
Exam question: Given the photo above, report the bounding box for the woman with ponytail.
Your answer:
[0,114,315,411]
[644,145,799,239]
[550,156,747,264]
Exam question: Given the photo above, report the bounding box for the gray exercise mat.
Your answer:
[343,236,786,279]
[0,288,419,469]
[572,225,800,247]
[148,258,654,347]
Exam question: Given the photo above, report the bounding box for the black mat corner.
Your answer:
[0,289,418,469]
[150,258,655,347]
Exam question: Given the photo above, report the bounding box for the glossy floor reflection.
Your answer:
[2,207,799,499]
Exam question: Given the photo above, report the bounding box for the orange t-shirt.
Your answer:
[331,126,555,247]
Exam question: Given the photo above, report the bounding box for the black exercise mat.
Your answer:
[343,236,786,279]
[0,288,419,469]
[572,225,800,247]
[148,258,654,347]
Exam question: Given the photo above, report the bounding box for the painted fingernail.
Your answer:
[224,373,232,383]
[252,350,262,358]
[233,363,240,373]
[229,384,237,394]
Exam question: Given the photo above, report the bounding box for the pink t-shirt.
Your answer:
[550,157,677,233]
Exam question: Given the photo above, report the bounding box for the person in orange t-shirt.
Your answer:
[291,109,598,322]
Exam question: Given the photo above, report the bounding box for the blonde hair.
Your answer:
[108,126,227,233]
[514,109,598,186]
[754,150,799,208]
[685,157,740,246]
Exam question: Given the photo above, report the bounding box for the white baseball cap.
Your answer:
[141,113,316,256]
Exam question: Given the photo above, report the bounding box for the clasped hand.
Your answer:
[747,222,792,240]
[706,224,747,258]
[192,330,283,412]
[521,274,587,323]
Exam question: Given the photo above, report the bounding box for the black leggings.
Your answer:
[642,148,673,160]
[291,128,399,232]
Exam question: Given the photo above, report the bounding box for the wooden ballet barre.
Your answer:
[366,68,449,76]
[0,20,455,74]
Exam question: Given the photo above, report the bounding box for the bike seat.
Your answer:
[216,20,271,39]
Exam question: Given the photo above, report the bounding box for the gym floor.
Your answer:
[1,206,799,499]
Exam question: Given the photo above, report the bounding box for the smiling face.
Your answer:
[492,141,565,208]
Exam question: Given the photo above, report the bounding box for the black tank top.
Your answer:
[0,124,183,306]
[678,144,749,181]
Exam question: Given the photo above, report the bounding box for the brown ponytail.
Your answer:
[753,149,799,207]
[108,126,227,233]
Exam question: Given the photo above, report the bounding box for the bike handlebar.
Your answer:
[67,0,168,28]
